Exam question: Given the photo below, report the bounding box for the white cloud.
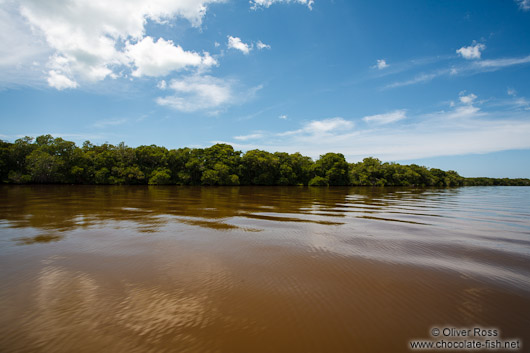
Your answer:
[374,59,388,70]
[126,37,217,77]
[234,133,264,141]
[278,117,354,137]
[457,42,486,60]
[227,113,530,162]
[305,117,354,133]
[250,0,314,10]
[499,92,530,110]
[475,55,530,69]
[225,93,530,161]
[485,94,530,111]
[459,92,477,105]
[438,92,481,119]
[516,0,530,11]
[0,2,51,87]
[156,75,262,113]
[17,0,225,89]
[157,80,167,90]
[156,75,261,113]
[443,105,481,119]
[0,3,49,68]
[363,110,406,125]
[386,53,530,90]
[156,75,233,112]
[47,70,78,90]
[227,37,271,54]
[227,36,251,55]
[385,72,440,89]
[513,97,530,110]
[229,117,354,142]
[257,41,271,50]
[279,114,288,119]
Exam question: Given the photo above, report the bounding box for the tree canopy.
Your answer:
[0,135,528,186]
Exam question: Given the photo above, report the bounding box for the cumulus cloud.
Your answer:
[227,37,271,54]
[256,41,271,50]
[47,70,78,90]
[374,59,388,69]
[437,92,481,119]
[457,42,486,60]
[250,0,314,10]
[279,114,288,119]
[0,3,49,68]
[227,36,252,55]
[0,2,51,87]
[4,0,277,90]
[126,37,217,77]
[156,75,234,112]
[156,75,261,113]
[363,110,406,125]
[157,80,167,90]
[459,92,477,105]
[18,0,224,89]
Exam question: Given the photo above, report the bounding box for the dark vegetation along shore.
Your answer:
[1,135,528,186]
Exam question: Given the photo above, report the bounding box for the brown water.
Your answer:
[0,185,529,353]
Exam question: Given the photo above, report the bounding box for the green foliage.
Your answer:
[463,177,530,186]
[0,140,13,182]
[275,152,313,185]
[313,153,350,185]
[7,170,31,184]
[94,168,110,184]
[350,158,464,187]
[308,176,329,186]
[26,150,63,183]
[148,168,172,185]
[0,134,527,186]
[240,149,279,185]
[201,169,220,185]
[136,144,168,178]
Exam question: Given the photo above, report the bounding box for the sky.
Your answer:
[1,0,530,178]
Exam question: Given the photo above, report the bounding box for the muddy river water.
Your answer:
[0,185,528,352]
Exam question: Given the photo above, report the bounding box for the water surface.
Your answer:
[0,186,529,352]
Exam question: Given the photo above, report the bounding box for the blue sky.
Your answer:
[1,0,530,177]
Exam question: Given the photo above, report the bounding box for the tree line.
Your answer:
[0,135,528,186]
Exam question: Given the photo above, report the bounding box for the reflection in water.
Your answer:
[15,234,64,245]
[0,185,529,352]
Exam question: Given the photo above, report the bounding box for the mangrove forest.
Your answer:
[1,135,528,187]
